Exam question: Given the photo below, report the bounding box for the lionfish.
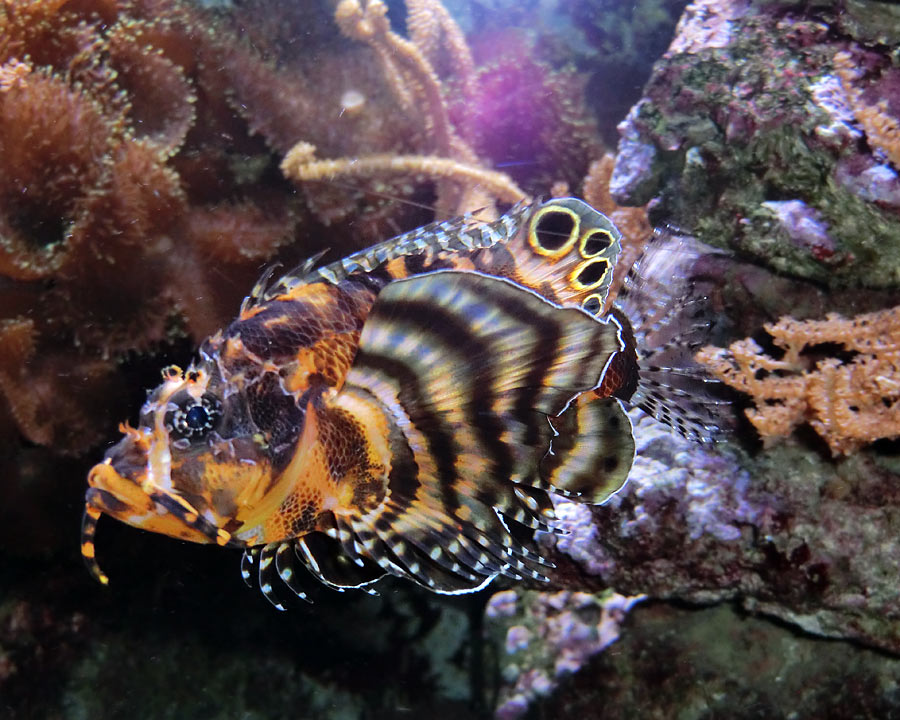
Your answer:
[81,198,726,608]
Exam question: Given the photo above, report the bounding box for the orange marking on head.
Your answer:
[258,403,333,542]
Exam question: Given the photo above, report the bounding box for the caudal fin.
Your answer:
[613,228,735,443]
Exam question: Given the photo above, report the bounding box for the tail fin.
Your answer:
[613,228,735,443]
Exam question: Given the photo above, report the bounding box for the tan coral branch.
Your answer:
[406,0,476,101]
[834,50,900,168]
[281,142,527,205]
[697,305,900,455]
[335,0,459,159]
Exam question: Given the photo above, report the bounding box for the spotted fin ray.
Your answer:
[315,269,633,593]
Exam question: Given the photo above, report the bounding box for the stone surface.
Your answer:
[610,0,900,290]
[543,411,900,655]
[536,602,900,719]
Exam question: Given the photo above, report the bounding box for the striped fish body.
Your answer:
[81,198,678,604]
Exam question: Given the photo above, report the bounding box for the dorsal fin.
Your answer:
[492,197,623,314]
[258,198,623,315]
[266,203,529,297]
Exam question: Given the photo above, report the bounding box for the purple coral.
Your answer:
[488,589,645,719]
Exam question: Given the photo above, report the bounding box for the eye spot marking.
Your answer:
[580,228,614,258]
[571,258,610,290]
[528,207,579,257]
[582,294,603,315]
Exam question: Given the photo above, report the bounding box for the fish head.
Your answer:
[82,360,285,583]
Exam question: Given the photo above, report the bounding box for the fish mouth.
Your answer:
[81,459,237,586]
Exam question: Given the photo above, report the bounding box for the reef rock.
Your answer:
[610,0,900,290]
[544,410,900,655]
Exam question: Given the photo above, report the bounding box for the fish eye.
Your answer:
[166,392,222,441]
[185,405,210,430]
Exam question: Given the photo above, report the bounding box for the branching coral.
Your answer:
[696,305,900,455]
[281,142,525,206]
[280,0,528,218]
[834,49,900,169]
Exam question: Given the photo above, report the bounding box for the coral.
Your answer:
[485,589,644,720]
[183,202,295,265]
[406,0,475,101]
[105,18,197,157]
[833,49,900,170]
[0,70,119,280]
[279,0,528,218]
[696,305,900,455]
[281,142,526,207]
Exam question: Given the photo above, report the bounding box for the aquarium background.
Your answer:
[2,0,900,717]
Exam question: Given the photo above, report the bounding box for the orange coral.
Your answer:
[834,49,900,168]
[696,305,900,455]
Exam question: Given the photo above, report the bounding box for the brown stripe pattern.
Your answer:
[329,270,634,593]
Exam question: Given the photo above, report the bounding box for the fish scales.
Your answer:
[81,198,727,605]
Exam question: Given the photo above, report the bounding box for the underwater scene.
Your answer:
[2,0,900,717]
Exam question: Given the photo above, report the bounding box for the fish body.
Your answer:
[81,198,723,606]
